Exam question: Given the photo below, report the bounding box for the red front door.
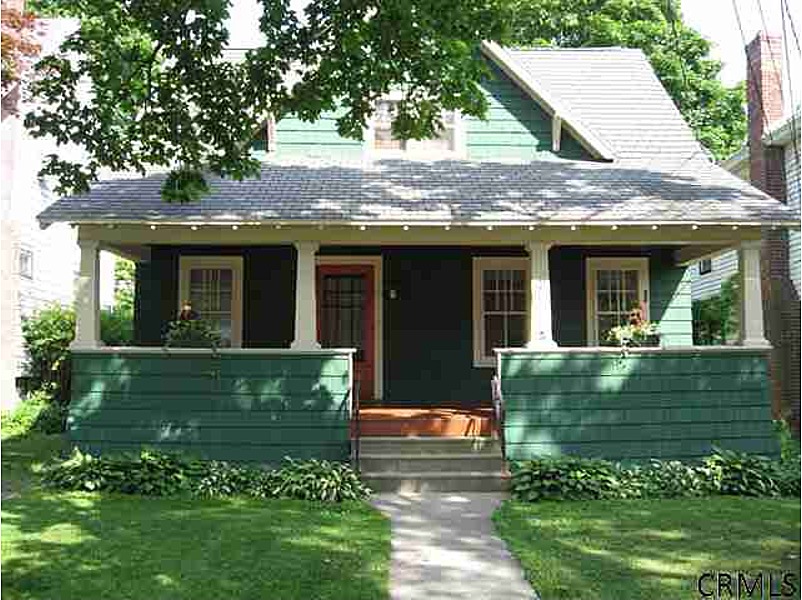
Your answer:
[317,264,375,403]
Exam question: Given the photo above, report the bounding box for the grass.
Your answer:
[494,498,801,600]
[2,434,390,600]
[1,433,67,495]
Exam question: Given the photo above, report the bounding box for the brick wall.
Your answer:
[746,33,801,433]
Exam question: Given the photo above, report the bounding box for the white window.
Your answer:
[473,258,529,367]
[699,258,712,275]
[372,99,459,155]
[178,256,244,348]
[585,257,650,346]
[19,248,34,279]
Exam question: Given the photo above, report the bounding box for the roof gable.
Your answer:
[491,46,704,164]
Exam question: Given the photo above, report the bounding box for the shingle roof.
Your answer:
[505,48,705,163]
[37,157,798,226]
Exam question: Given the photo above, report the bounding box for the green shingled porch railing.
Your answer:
[497,347,778,462]
[68,348,355,464]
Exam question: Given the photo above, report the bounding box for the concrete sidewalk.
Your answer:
[371,493,537,600]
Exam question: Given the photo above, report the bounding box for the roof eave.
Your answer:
[40,217,801,230]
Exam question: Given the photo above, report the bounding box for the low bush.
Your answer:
[638,460,714,498]
[510,457,625,502]
[42,448,371,502]
[1,390,68,437]
[100,306,134,346]
[510,448,796,503]
[21,304,74,400]
[266,458,371,502]
[704,447,781,497]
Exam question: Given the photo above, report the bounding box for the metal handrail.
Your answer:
[491,374,506,462]
[351,377,361,471]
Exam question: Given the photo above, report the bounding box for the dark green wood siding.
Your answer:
[69,351,352,463]
[318,246,527,406]
[500,350,777,461]
[465,63,591,161]
[133,245,694,405]
[135,245,296,347]
[549,247,692,347]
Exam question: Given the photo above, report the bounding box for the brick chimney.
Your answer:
[745,32,801,434]
[746,32,786,200]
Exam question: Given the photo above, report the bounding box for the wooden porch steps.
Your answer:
[355,407,495,438]
[358,436,508,493]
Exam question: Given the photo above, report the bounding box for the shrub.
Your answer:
[774,419,800,465]
[704,447,781,497]
[1,389,67,437]
[510,449,794,503]
[163,319,221,349]
[42,449,371,502]
[21,304,75,398]
[510,457,627,502]
[266,458,372,502]
[692,274,739,345]
[638,460,714,498]
[100,306,134,346]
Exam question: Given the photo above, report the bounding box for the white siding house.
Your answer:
[1,19,115,410]
[690,112,801,301]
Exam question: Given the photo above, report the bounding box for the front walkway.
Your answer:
[371,493,536,600]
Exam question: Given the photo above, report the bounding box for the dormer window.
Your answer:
[374,101,406,150]
[372,100,458,155]
[251,117,275,154]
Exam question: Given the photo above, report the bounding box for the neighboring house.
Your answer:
[692,112,801,300]
[690,33,801,427]
[0,17,115,411]
[38,43,798,490]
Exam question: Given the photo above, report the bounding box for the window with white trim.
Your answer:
[178,256,244,348]
[585,257,650,346]
[19,247,34,279]
[473,258,529,366]
[372,99,457,154]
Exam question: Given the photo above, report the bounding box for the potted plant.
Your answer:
[162,302,221,349]
[606,303,660,352]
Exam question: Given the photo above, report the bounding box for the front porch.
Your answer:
[66,223,779,463]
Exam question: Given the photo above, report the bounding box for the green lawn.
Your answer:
[2,433,67,495]
[2,434,390,600]
[494,498,801,600]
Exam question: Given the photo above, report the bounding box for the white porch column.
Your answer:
[738,241,770,347]
[526,242,557,349]
[72,239,102,349]
[291,241,321,350]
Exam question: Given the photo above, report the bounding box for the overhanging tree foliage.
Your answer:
[508,0,746,160]
[24,0,511,202]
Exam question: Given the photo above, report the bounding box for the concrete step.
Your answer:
[360,454,505,474]
[358,436,502,456]
[363,472,510,493]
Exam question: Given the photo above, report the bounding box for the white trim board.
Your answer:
[316,255,384,400]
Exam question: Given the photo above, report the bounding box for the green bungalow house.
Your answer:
[38,43,799,491]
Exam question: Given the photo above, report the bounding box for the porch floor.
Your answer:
[356,408,495,438]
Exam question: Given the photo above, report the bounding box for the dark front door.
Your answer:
[317,265,375,402]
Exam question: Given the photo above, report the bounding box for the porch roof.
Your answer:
[38,156,798,228]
